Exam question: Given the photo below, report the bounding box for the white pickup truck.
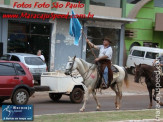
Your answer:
[35,72,85,103]
[126,46,163,74]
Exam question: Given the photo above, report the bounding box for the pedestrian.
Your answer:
[37,50,45,62]
[86,37,113,88]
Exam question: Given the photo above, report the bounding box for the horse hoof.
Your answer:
[116,107,120,110]
[96,107,101,111]
[79,109,85,112]
[96,105,101,111]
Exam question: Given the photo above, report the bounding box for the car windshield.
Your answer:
[24,57,45,65]
[0,55,10,60]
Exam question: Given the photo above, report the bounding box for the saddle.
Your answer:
[95,65,119,89]
[111,65,119,73]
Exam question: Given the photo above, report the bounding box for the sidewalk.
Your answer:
[100,74,163,96]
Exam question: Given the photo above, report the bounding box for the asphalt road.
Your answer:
[0,93,162,118]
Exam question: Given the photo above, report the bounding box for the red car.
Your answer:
[0,61,35,105]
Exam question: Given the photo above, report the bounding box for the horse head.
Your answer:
[65,56,77,75]
[134,63,143,83]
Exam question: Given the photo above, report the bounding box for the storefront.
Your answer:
[0,14,134,71]
[0,0,135,71]
[86,27,120,64]
[7,20,51,65]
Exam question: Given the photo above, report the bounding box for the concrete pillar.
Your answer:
[119,24,125,66]
[49,19,57,71]
[2,18,8,54]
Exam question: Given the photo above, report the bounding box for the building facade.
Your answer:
[0,0,134,71]
[125,0,163,56]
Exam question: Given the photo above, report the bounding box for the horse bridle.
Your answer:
[66,56,94,81]
[66,56,76,76]
[136,66,157,84]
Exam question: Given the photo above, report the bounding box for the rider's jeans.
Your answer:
[103,66,108,84]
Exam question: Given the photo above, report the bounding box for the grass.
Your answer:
[1,109,163,122]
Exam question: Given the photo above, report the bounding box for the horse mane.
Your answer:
[140,64,156,70]
[77,58,96,70]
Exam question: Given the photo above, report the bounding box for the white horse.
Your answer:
[65,56,129,112]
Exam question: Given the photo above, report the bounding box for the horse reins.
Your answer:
[80,64,94,82]
[68,57,95,82]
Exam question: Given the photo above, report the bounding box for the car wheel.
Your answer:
[131,67,136,75]
[12,89,29,105]
[70,88,84,103]
[49,93,62,102]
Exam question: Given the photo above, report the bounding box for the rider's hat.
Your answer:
[104,37,112,43]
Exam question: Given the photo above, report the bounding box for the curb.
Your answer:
[117,119,163,122]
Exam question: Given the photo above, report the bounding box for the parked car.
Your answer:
[126,46,163,74]
[0,60,35,104]
[0,53,47,83]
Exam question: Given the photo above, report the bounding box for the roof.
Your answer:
[89,15,136,23]
[131,46,163,52]
[7,53,38,57]
[0,4,136,24]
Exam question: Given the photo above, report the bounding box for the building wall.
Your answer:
[0,0,125,69]
[125,0,163,55]
[0,0,4,4]
[89,5,122,17]
[56,1,85,14]
[54,19,85,71]
[11,0,51,11]
[0,0,122,18]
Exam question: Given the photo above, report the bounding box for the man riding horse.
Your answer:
[86,37,113,88]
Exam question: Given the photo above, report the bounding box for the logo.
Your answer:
[2,105,33,121]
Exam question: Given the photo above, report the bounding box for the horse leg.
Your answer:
[111,83,119,109]
[80,87,91,112]
[116,82,123,109]
[153,89,163,106]
[153,90,158,102]
[147,87,153,109]
[92,90,101,111]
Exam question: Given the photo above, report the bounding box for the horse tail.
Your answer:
[123,67,129,88]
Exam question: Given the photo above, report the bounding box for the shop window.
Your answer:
[86,27,120,64]
[143,42,158,48]
[129,42,141,50]
[154,0,163,8]
[7,20,51,66]
[90,0,121,8]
